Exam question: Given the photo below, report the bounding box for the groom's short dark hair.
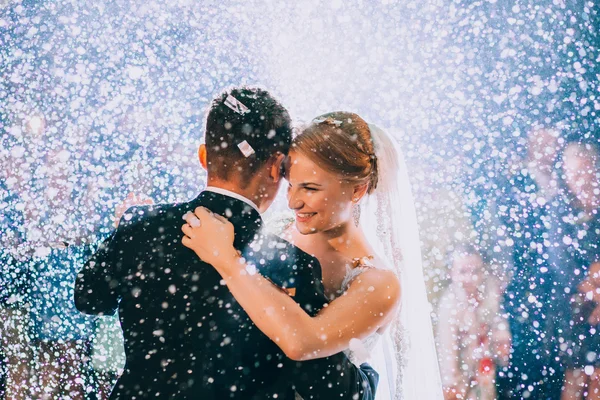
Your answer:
[204,86,292,182]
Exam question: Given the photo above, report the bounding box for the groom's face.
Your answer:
[253,152,288,213]
[286,150,355,234]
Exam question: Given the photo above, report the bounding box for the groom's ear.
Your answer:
[268,152,286,183]
[198,144,208,171]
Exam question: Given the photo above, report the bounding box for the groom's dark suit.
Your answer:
[75,191,378,399]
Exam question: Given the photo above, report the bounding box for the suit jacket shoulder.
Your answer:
[74,201,185,315]
[242,230,326,316]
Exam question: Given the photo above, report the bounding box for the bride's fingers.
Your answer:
[194,206,214,221]
[212,213,229,225]
[184,212,202,228]
[195,207,229,225]
[181,224,195,238]
[182,211,193,224]
[181,235,194,248]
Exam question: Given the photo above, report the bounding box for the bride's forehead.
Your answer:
[287,158,347,188]
[288,151,312,166]
[288,152,328,175]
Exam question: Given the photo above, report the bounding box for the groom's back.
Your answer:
[104,201,221,398]
[104,202,256,398]
[79,193,310,399]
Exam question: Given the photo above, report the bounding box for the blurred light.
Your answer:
[27,115,45,135]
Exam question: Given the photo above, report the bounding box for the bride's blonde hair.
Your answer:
[292,111,379,194]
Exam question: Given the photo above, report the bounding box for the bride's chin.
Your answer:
[295,222,318,235]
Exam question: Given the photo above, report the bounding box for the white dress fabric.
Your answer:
[339,258,395,400]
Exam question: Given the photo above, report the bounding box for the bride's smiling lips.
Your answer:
[295,212,317,223]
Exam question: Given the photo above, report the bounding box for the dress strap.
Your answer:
[338,256,376,294]
[351,255,375,269]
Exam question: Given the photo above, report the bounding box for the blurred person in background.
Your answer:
[493,125,565,399]
[437,243,510,400]
[546,140,600,400]
[0,154,35,400]
[25,148,97,399]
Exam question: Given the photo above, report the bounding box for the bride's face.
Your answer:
[286,150,355,234]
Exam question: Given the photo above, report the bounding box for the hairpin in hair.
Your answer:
[238,140,255,157]
[224,94,250,115]
[313,117,343,127]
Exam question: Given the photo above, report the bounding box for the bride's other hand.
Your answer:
[181,207,238,269]
[114,192,154,227]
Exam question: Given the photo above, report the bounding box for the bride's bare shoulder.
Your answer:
[358,267,399,286]
[346,258,400,295]
[341,267,401,319]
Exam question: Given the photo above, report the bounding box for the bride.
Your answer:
[182,112,442,399]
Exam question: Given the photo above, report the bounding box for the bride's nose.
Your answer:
[287,192,304,210]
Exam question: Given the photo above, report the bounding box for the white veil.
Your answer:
[359,124,443,400]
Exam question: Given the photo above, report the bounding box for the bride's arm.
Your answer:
[182,207,401,361]
[208,255,399,362]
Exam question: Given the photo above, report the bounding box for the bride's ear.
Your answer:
[352,183,369,202]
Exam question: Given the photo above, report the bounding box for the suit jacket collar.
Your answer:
[190,191,263,245]
[204,186,261,214]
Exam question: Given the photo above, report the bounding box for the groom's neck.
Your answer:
[205,176,264,210]
[206,177,252,198]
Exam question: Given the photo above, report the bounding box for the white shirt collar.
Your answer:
[204,186,261,214]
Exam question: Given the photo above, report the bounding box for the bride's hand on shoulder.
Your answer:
[181,207,238,269]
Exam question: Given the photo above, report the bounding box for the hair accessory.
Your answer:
[237,140,255,157]
[313,117,343,127]
[224,94,250,115]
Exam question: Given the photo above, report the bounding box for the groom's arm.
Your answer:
[74,207,139,316]
[74,232,121,315]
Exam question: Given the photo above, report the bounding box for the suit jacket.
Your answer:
[75,191,378,399]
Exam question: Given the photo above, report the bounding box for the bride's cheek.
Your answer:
[315,193,327,208]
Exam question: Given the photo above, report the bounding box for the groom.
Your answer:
[75,86,378,399]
